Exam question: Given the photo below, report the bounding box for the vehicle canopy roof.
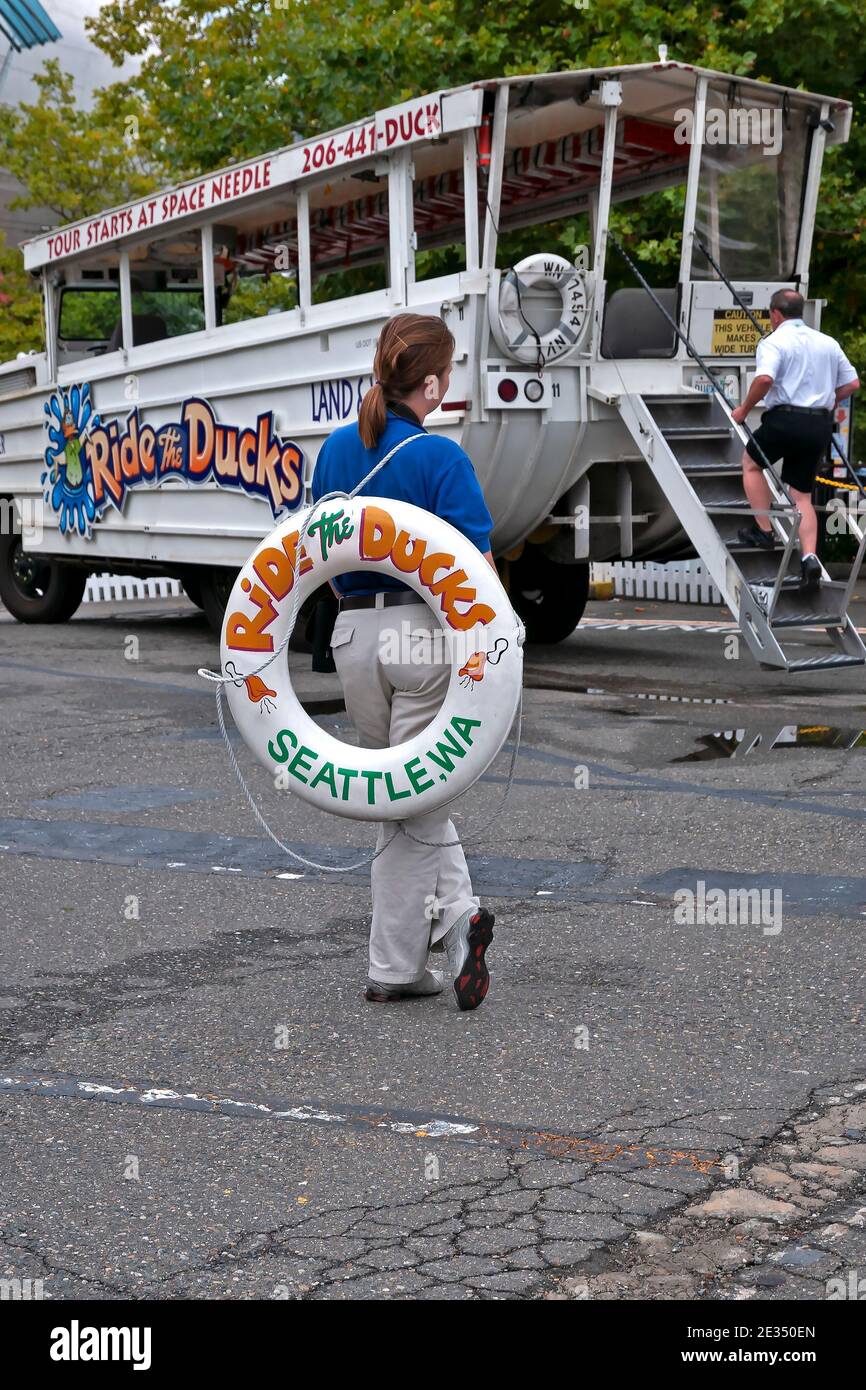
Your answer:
[22,62,851,274]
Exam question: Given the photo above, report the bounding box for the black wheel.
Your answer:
[198,566,239,635]
[508,548,589,644]
[0,532,87,623]
[197,565,319,648]
[181,573,205,610]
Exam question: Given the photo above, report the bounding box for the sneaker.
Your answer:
[800,554,821,594]
[442,908,494,1012]
[737,521,776,550]
[364,969,444,1004]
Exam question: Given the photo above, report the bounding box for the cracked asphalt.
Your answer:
[1,591,866,1300]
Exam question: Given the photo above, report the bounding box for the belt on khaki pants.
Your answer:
[338,591,422,612]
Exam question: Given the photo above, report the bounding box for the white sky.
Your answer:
[1,1,139,242]
[1,0,138,107]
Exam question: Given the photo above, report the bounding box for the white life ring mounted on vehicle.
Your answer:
[490,253,592,365]
[220,496,524,823]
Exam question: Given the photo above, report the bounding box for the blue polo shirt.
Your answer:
[311,408,493,597]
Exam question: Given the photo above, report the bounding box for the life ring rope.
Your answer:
[198,432,524,873]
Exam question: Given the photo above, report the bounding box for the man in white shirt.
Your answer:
[732,288,859,592]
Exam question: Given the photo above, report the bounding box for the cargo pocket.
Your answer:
[329,621,355,651]
[329,621,356,676]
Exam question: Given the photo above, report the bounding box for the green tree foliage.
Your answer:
[0,61,161,223]
[0,231,43,359]
[222,273,297,324]
[0,62,164,352]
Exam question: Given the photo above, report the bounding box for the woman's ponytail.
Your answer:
[358,381,387,450]
[357,313,455,449]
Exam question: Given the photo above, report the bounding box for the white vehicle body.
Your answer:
[0,64,860,666]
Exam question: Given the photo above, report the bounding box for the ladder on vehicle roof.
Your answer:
[617,390,866,673]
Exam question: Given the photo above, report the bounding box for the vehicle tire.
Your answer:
[508,548,589,644]
[181,573,205,610]
[197,564,318,650]
[198,566,239,635]
[0,532,87,623]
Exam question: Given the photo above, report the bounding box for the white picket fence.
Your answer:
[591,560,722,605]
[84,574,183,603]
[80,560,722,607]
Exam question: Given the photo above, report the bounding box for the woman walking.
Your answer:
[312,313,496,1010]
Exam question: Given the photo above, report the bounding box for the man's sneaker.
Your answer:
[364,970,444,1004]
[737,521,776,550]
[800,554,822,594]
[442,908,494,1012]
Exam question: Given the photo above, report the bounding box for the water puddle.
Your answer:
[676,725,866,762]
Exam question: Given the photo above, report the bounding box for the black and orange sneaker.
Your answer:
[443,909,494,1011]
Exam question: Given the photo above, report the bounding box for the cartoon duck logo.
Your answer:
[61,407,84,486]
[458,637,509,690]
[224,662,278,714]
[42,384,102,537]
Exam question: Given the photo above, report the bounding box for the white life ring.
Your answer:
[490,253,592,365]
[221,496,524,822]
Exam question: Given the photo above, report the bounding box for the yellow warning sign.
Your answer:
[710,308,771,354]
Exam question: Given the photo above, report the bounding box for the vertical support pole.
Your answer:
[616,462,633,558]
[795,103,829,298]
[297,188,312,318]
[588,190,599,256]
[589,81,622,360]
[388,148,415,306]
[119,250,133,350]
[472,83,510,415]
[405,153,416,294]
[480,84,509,270]
[706,164,720,265]
[462,127,479,273]
[200,224,216,331]
[678,75,708,341]
[591,83,622,284]
[42,274,57,383]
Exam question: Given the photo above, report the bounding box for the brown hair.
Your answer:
[358,312,455,448]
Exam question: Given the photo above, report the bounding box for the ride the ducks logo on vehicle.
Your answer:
[42,384,305,538]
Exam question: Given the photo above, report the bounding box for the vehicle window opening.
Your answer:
[212,213,299,325]
[125,228,204,345]
[691,84,810,281]
[57,268,121,356]
[307,165,389,305]
[412,133,470,283]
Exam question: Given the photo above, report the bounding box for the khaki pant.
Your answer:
[331,601,478,984]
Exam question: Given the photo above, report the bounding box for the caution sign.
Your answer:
[710,308,771,355]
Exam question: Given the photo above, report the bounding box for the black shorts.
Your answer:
[745,406,833,493]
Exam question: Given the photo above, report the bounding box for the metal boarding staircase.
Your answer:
[616,389,866,672]
[604,233,866,674]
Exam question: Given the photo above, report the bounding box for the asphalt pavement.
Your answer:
[1,591,865,1301]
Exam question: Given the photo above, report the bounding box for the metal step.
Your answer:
[682,460,744,476]
[704,500,793,513]
[645,394,712,404]
[728,537,784,553]
[662,426,733,440]
[750,574,801,589]
[783,654,866,673]
[771,611,845,629]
